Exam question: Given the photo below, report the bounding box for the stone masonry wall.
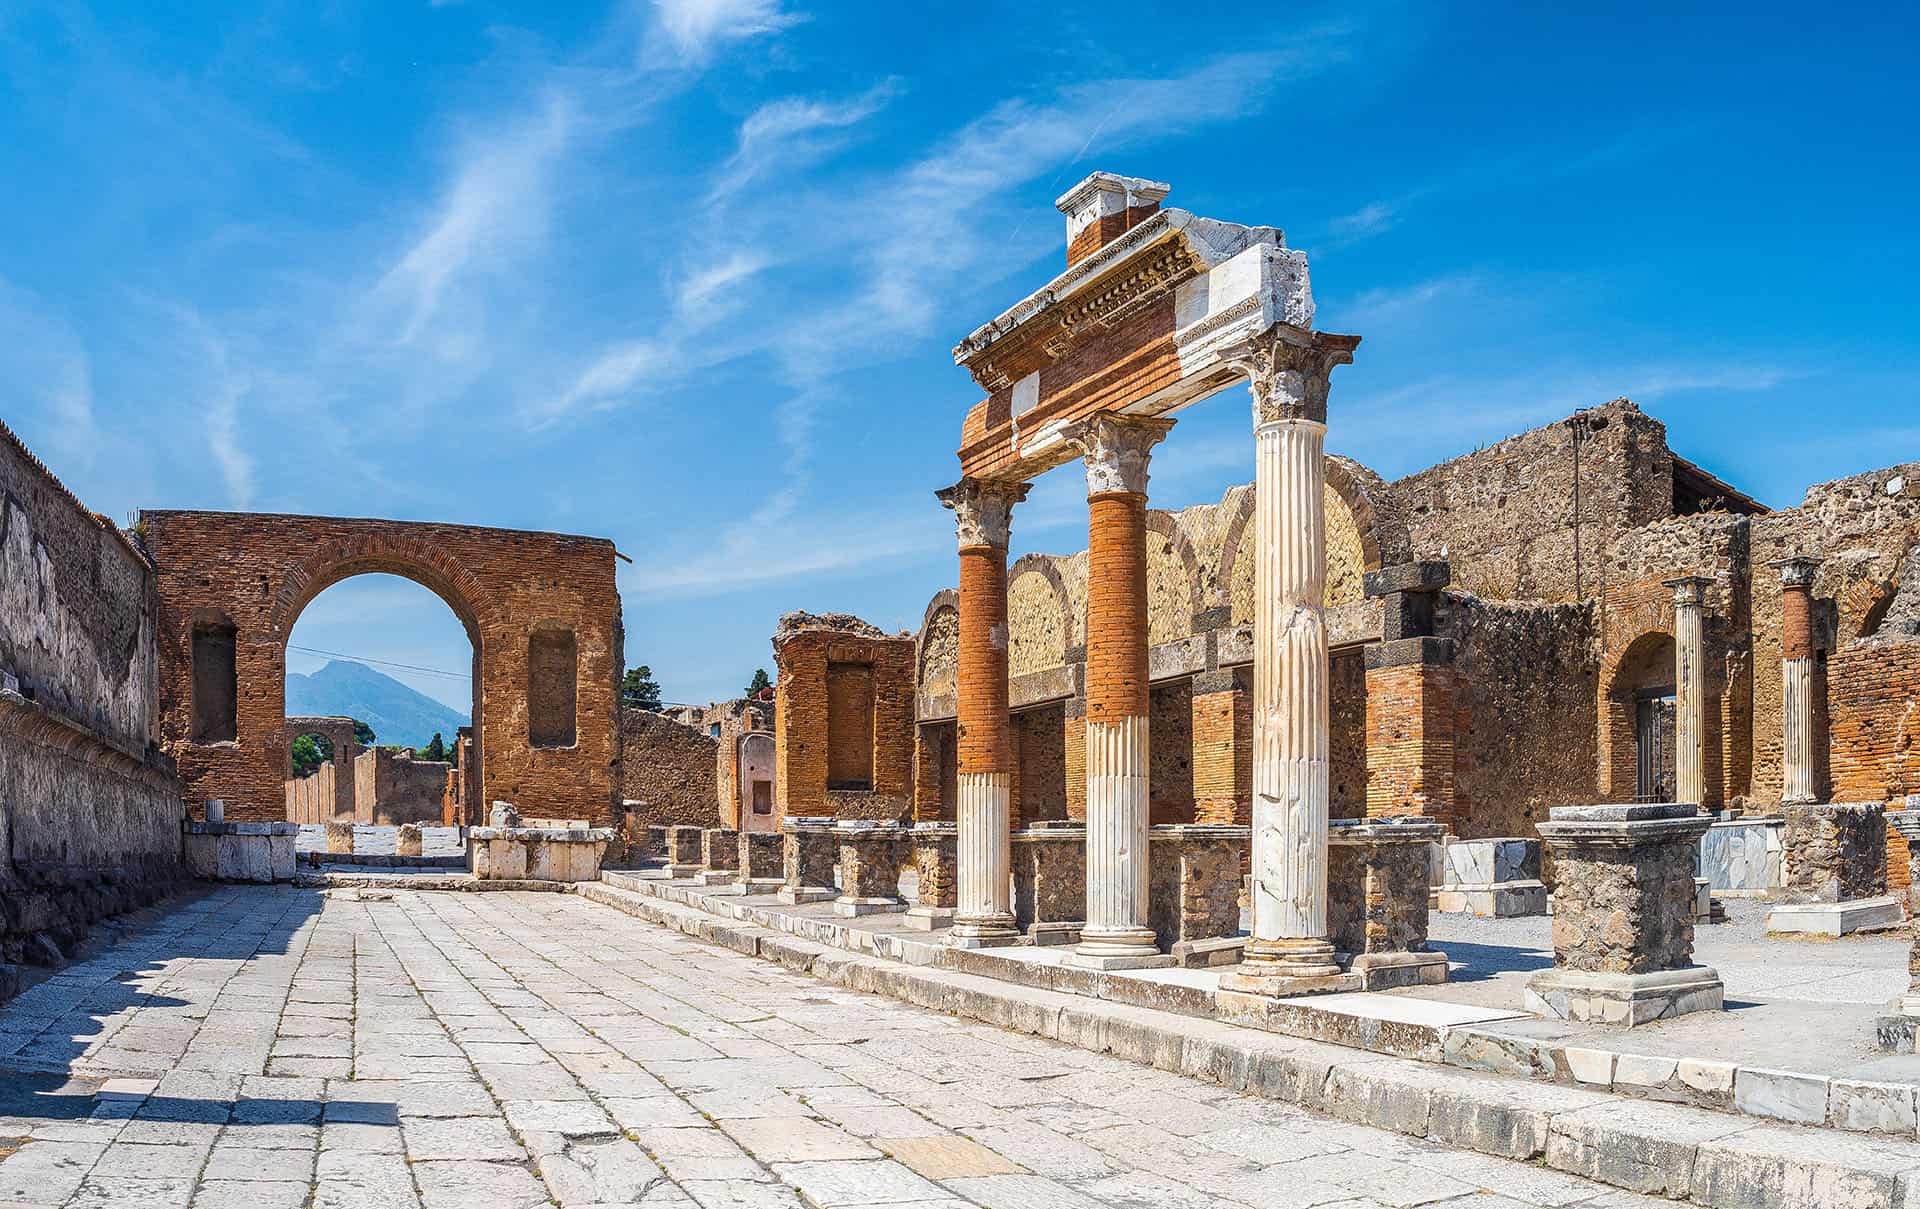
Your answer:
[140,509,621,825]
[1442,593,1599,838]
[774,613,914,820]
[353,747,450,825]
[619,707,722,830]
[0,422,182,989]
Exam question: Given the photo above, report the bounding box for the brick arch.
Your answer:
[916,590,960,697]
[140,510,621,825]
[1598,628,1677,801]
[1215,455,1407,616]
[1008,554,1073,675]
[1144,511,1204,643]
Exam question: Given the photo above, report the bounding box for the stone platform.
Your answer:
[601,867,1920,1142]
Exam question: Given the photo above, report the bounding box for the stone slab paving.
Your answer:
[295,824,465,857]
[0,885,1669,1208]
[1418,899,1920,1083]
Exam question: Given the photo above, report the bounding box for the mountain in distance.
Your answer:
[285,659,470,752]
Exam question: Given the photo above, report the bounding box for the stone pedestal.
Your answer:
[396,823,424,857]
[185,821,297,883]
[834,822,907,916]
[1147,825,1249,962]
[665,825,704,879]
[731,831,785,895]
[1430,836,1548,917]
[1527,804,1721,1026]
[1329,816,1448,988]
[697,827,740,885]
[1874,810,1920,1051]
[323,821,355,855]
[905,822,958,930]
[470,827,612,882]
[777,818,838,904]
[644,824,670,862]
[1768,802,1898,936]
[1013,825,1088,946]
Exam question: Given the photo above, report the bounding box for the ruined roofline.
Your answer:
[1670,452,1769,515]
[134,507,617,549]
[1,416,153,570]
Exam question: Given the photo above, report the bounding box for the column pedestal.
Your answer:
[1328,816,1449,989]
[834,822,908,916]
[697,827,739,885]
[1526,804,1722,1026]
[905,821,958,930]
[1013,824,1087,947]
[776,817,837,904]
[665,825,704,879]
[725,830,785,896]
[1875,811,1920,1051]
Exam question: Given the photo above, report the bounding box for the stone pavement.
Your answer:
[0,885,1668,1208]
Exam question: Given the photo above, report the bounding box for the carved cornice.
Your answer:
[936,478,1032,550]
[1221,325,1361,427]
[1059,414,1175,497]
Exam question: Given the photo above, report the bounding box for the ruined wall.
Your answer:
[618,707,722,829]
[1396,400,1674,604]
[1749,465,1920,805]
[1011,703,1067,826]
[774,613,914,821]
[0,422,181,983]
[1329,649,1367,820]
[284,762,339,824]
[140,510,621,825]
[1443,593,1600,838]
[352,747,449,825]
[1148,679,1193,824]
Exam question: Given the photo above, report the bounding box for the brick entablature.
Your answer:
[139,509,620,825]
[773,614,913,821]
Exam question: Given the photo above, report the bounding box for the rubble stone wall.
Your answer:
[619,708,722,830]
[353,747,451,825]
[0,422,182,987]
[140,508,621,824]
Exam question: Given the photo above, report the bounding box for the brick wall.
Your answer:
[352,747,449,825]
[618,707,722,829]
[774,614,914,820]
[139,509,620,825]
[1363,662,1455,826]
[1190,675,1250,825]
[1011,703,1066,826]
[1148,679,1193,824]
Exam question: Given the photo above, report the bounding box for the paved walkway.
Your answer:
[0,886,1661,1208]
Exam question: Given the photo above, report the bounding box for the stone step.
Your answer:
[576,878,1920,1207]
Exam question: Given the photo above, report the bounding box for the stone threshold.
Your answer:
[575,877,1920,1206]
[595,870,1920,1144]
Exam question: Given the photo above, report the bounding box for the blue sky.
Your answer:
[3,1,1916,710]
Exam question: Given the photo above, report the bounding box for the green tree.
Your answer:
[622,665,663,711]
[352,720,376,747]
[746,668,772,697]
[421,732,448,762]
[290,733,332,778]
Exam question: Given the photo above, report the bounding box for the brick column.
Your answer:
[1362,562,1456,828]
[1773,556,1821,806]
[1664,576,1713,810]
[1057,414,1174,969]
[937,477,1031,947]
[1191,669,1251,825]
[1218,326,1360,998]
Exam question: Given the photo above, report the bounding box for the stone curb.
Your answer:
[292,873,572,892]
[600,869,1920,1142]
[576,877,1920,1208]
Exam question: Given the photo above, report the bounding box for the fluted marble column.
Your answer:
[1774,556,1821,805]
[1061,414,1174,968]
[937,477,1030,947]
[1219,325,1361,996]
[1665,576,1713,810]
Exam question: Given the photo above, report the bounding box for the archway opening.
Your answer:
[1606,632,1677,802]
[284,573,478,838]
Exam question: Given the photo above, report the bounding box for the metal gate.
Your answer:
[1634,690,1677,803]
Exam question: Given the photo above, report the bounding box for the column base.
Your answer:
[833,896,908,917]
[1217,968,1363,997]
[1873,995,1920,1053]
[1350,950,1450,990]
[1065,950,1177,971]
[775,886,835,905]
[694,870,738,886]
[1765,895,1904,937]
[1239,937,1344,980]
[948,914,1019,948]
[1524,966,1723,1027]
[901,906,956,931]
[665,864,702,880]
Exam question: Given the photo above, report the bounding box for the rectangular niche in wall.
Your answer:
[191,616,237,743]
[528,624,578,748]
[825,661,875,790]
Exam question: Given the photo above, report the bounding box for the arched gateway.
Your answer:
[140,511,622,825]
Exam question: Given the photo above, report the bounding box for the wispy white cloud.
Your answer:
[649,0,804,66]
[709,81,899,201]
[0,278,96,468]
[369,91,577,348]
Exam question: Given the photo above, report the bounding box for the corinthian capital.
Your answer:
[1221,324,1360,427]
[937,477,1031,550]
[1059,413,1175,498]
